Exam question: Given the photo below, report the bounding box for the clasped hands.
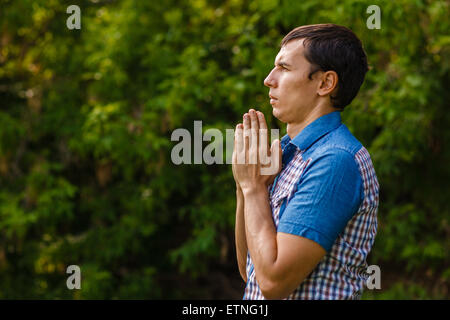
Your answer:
[232,109,282,194]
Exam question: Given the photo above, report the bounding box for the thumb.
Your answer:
[270,139,282,165]
[270,139,281,156]
[261,139,282,177]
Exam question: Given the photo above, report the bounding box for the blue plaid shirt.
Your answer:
[243,111,379,300]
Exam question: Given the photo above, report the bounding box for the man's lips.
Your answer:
[269,94,278,104]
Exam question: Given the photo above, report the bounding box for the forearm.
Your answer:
[235,185,248,282]
[242,186,278,287]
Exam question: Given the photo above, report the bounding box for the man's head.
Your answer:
[264,24,368,123]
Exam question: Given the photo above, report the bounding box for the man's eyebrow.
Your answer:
[275,60,292,68]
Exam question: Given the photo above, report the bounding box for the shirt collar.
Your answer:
[281,111,342,152]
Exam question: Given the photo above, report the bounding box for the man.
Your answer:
[232,24,379,300]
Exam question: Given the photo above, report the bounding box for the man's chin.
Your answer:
[272,107,284,122]
[272,106,280,120]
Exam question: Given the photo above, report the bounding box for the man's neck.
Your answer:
[286,105,337,139]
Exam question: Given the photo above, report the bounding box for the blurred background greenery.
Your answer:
[0,0,448,299]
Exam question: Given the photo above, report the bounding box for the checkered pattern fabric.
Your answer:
[243,145,379,300]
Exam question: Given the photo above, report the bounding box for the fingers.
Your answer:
[243,112,250,146]
[235,123,243,151]
[256,111,270,165]
[256,111,267,131]
[248,109,258,164]
[249,109,259,131]
[243,113,250,163]
[238,108,265,165]
[235,123,244,164]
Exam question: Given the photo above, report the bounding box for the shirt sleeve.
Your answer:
[277,148,363,252]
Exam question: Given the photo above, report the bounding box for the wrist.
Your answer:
[241,184,268,197]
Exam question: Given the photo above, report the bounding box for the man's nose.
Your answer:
[264,70,277,88]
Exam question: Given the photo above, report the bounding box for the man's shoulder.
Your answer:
[305,123,363,160]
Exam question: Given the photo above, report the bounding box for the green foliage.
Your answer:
[0,0,448,298]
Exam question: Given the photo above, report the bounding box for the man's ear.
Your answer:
[317,70,338,97]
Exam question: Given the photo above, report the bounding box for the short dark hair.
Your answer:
[281,24,369,110]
